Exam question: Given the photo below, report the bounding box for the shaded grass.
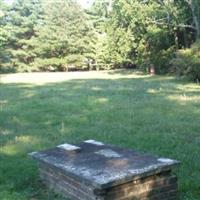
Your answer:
[0,71,200,199]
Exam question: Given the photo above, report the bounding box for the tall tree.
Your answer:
[185,0,200,40]
[0,0,199,74]
[102,0,199,72]
[0,0,13,72]
[32,0,94,71]
[0,0,43,72]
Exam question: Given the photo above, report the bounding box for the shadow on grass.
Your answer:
[0,75,200,199]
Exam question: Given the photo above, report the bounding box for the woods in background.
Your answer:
[0,0,200,81]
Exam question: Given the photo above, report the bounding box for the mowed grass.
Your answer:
[0,70,200,200]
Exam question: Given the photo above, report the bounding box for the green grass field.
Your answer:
[0,70,200,200]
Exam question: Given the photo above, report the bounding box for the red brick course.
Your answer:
[38,163,178,200]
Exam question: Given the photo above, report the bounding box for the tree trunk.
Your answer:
[174,30,179,50]
[189,0,200,40]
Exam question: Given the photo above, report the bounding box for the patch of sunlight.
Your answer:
[23,91,35,98]
[14,135,33,143]
[1,135,38,155]
[0,100,8,104]
[0,70,150,85]
[59,121,72,135]
[176,83,200,92]
[147,89,159,94]
[96,97,109,103]
[44,120,52,125]
[1,129,12,135]
[92,86,103,91]
[168,94,200,102]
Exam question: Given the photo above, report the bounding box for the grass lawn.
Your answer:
[0,70,200,200]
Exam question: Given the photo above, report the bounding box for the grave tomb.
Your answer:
[29,140,180,200]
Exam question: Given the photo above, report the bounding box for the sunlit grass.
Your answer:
[0,70,149,85]
[0,70,200,200]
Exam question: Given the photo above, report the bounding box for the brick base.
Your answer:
[39,163,178,200]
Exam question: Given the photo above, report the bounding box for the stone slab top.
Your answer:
[29,140,180,189]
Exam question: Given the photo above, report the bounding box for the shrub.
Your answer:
[136,40,175,74]
[171,41,200,82]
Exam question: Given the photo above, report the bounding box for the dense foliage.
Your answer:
[171,40,200,81]
[0,0,200,80]
[104,0,200,76]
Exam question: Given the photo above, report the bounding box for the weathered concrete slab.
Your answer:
[29,140,180,189]
[57,143,81,152]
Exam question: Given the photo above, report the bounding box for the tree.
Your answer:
[185,0,200,40]
[0,0,43,72]
[101,0,199,72]
[31,0,94,71]
[86,0,113,68]
[0,0,13,72]
[0,0,199,75]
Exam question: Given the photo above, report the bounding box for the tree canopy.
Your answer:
[0,0,200,80]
